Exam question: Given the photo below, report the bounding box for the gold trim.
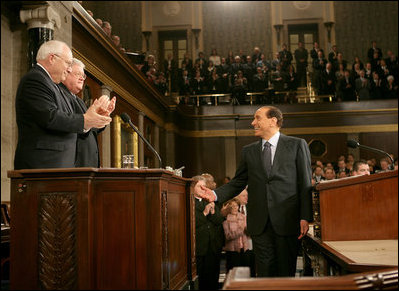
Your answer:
[175,107,398,119]
[280,124,398,135]
[164,122,179,132]
[113,115,121,168]
[173,124,398,138]
[175,106,398,119]
[112,115,138,168]
[73,50,165,127]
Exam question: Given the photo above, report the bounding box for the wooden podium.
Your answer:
[303,170,398,276]
[7,168,196,290]
[313,170,398,241]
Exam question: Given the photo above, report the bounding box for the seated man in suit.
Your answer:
[59,58,116,167]
[14,40,112,170]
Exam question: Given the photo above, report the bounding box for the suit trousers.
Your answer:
[251,218,299,277]
[225,249,256,277]
[196,241,221,290]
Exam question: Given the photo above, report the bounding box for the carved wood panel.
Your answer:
[38,192,77,290]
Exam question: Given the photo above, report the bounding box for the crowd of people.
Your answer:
[138,41,398,105]
[310,41,398,101]
[81,2,398,105]
[311,153,397,185]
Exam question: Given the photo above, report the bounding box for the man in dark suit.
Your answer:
[337,69,356,101]
[59,58,116,167]
[198,106,313,277]
[367,40,382,62]
[294,41,308,87]
[192,175,225,290]
[14,40,112,170]
[319,62,336,96]
[163,53,178,92]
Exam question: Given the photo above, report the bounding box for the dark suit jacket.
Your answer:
[215,134,313,237]
[14,65,84,169]
[58,83,104,167]
[367,47,382,61]
[337,77,356,101]
[320,70,336,95]
[195,199,225,256]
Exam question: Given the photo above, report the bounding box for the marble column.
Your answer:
[138,112,145,167]
[100,85,113,168]
[20,5,61,68]
[273,24,283,52]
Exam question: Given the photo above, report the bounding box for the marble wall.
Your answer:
[334,1,398,64]
[80,1,398,64]
[202,1,273,59]
[82,1,142,53]
[1,1,73,201]
[1,14,27,201]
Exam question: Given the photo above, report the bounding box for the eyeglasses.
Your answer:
[53,54,73,67]
[73,72,87,80]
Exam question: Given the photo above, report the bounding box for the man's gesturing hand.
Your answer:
[198,185,216,202]
[298,219,309,239]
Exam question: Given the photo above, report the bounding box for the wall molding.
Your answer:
[171,124,398,138]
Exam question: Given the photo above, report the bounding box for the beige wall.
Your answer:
[1,1,73,202]
[49,1,73,46]
[334,1,398,63]
[1,14,27,202]
[82,1,142,52]
[202,1,273,59]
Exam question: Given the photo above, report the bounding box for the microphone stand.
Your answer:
[348,141,395,171]
[123,117,162,168]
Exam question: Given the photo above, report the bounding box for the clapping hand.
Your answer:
[203,202,215,216]
[95,95,116,116]
[84,100,112,130]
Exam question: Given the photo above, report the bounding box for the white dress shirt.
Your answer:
[261,131,280,166]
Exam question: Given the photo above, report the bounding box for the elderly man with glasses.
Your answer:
[59,58,116,167]
[14,40,113,170]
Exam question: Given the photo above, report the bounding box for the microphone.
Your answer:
[347,140,394,169]
[120,113,162,168]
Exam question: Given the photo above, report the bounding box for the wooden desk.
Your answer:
[303,226,398,276]
[8,168,195,290]
[324,240,398,267]
[222,266,398,290]
[305,171,398,276]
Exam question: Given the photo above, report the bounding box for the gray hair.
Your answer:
[387,75,394,81]
[72,58,85,69]
[36,40,70,61]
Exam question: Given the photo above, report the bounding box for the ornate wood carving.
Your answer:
[38,193,77,290]
[161,190,170,289]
